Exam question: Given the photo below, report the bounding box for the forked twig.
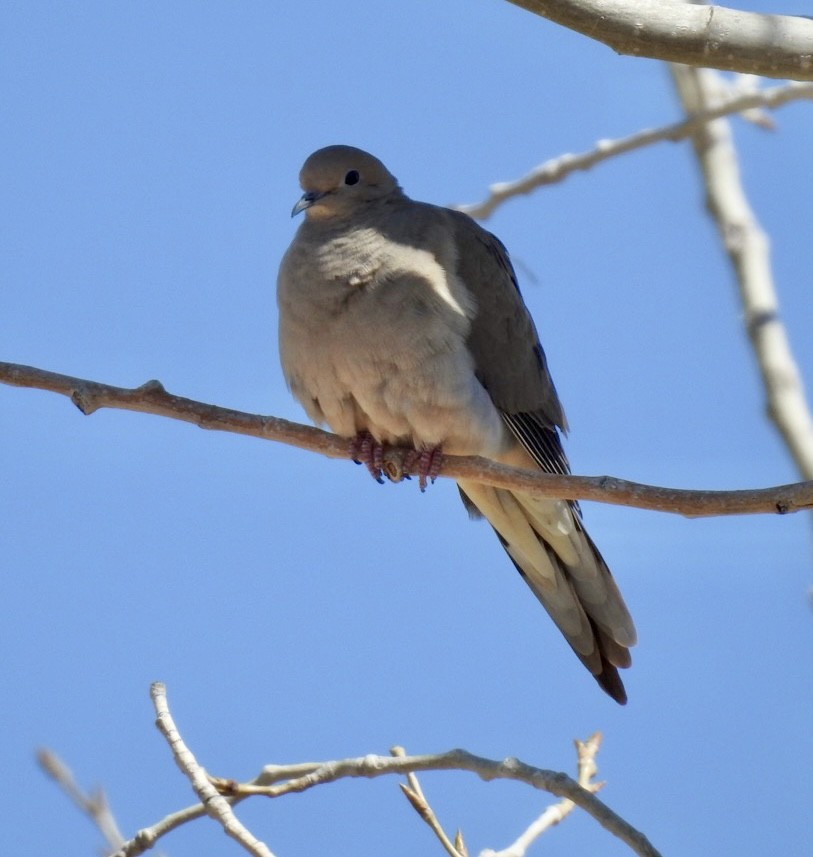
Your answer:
[392,745,468,857]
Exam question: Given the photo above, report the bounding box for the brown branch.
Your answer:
[506,0,813,81]
[2,360,812,516]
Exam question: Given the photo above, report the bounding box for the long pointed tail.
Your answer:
[458,479,636,704]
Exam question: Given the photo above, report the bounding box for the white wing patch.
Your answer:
[388,243,475,320]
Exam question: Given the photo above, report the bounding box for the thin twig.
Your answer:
[113,802,209,857]
[37,748,127,853]
[144,682,275,857]
[670,64,813,481]
[2,361,812,516]
[458,80,813,219]
[481,732,603,857]
[392,745,466,857]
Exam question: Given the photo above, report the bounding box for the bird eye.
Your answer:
[344,170,360,186]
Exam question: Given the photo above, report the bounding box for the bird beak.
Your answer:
[291,190,325,217]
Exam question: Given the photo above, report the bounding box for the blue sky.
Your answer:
[2,2,812,855]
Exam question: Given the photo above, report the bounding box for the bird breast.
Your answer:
[278,224,509,456]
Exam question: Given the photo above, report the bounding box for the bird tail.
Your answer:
[457,480,636,704]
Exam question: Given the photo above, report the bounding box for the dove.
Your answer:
[277,145,637,703]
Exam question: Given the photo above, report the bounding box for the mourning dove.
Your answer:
[277,145,637,703]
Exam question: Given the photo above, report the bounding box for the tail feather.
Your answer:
[459,480,596,652]
[593,638,629,705]
[457,479,635,705]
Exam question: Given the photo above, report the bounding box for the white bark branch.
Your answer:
[392,745,468,857]
[670,64,813,479]
[3,361,813,516]
[505,0,813,80]
[220,746,659,857]
[481,732,603,857]
[458,80,813,219]
[94,685,657,857]
[149,682,274,857]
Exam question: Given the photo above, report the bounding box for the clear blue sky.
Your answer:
[2,2,811,855]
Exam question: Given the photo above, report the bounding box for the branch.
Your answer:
[114,801,210,857]
[217,747,659,857]
[392,745,468,857]
[103,684,657,857]
[481,732,603,857]
[670,65,813,480]
[3,361,813,516]
[505,0,813,80]
[37,748,127,853]
[392,735,604,857]
[458,80,813,219]
[148,682,274,857]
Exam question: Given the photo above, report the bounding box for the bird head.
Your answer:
[292,145,401,220]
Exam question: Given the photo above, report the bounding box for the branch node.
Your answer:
[137,379,166,395]
[213,777,241,796]
[71,386,97,415]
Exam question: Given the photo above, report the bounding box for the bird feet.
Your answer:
[349,433,443,492]
[403,446,444,492]
[349,432,385,483]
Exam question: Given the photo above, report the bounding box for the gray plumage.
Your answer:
[277,145,636,703]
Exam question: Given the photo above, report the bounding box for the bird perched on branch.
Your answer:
[277,145,636,703]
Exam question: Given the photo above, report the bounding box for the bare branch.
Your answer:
[2,360,813,516]
[37,748,126,853]
[505,0,813,80]
[114,767,324,857]
[392,745,466,857]
[670,65,813,480]
[458,80,813,219]
[107,726,654,857]
[482,732,603,857]
[113,802,210,857]
[147,682,274,857]
[215,747,660,857]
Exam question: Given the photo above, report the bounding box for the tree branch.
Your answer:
[2,360,812,517]
[458,80,813,219]
[392,745,467,857]
[481,732,603,857]
[149,682,274,857]
[215,747,659,857]
[100,683,658,857]
[505,0,813,80]
[37,748,126,853]
[670,65,813,480]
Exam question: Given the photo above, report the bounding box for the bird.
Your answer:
[277,145,637,703]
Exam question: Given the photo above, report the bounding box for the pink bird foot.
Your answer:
[349,432,385,483]
[404,445,444,492]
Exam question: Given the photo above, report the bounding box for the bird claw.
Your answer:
[350,434,443,490]
[404,446,444,492]
[349,432,385,483]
